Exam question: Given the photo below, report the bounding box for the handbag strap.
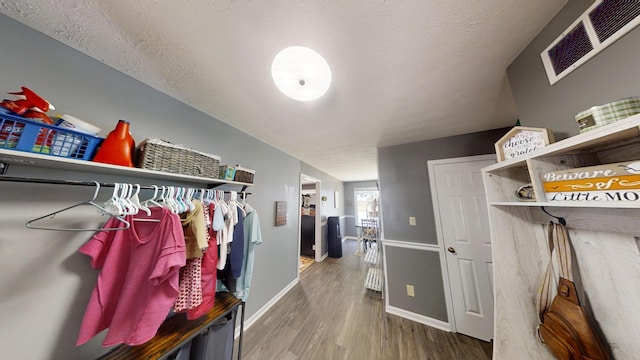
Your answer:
[536,222,574,322]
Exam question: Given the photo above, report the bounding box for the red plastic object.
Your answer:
[1,87,52,117]
[92,120,135,167]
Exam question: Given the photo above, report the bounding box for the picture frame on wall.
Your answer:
[494,126,555,162]
[275,201,287,226]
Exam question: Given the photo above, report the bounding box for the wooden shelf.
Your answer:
[364,245,379,264]
[489,201,640,209]
[365,268,383,292]
[97,292,242,360]
[0,148,252,188]
[483,115,640,359]
[484,113,640,173]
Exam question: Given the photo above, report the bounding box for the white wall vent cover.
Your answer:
[541,0,640,85]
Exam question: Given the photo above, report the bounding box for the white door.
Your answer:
[429,155,495,342]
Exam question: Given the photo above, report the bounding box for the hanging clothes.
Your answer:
[175,200,208,312]
[174,257,203,312]
[215,197,231,271]
[235,204,263,302]
[187,203,219,320]
[181,199,208,259]
[76,207,185,347]
[230,204,245,278]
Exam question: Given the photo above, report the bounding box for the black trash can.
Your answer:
[327,216,342,258]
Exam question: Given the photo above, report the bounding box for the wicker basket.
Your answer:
[136,138,220,178]
[234,165,255,183]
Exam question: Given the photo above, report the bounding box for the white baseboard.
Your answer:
[320,252,328,262]
[343,236,358,243]
[385,305,451,333]
[235,277,299,338]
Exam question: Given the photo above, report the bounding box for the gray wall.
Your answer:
[0,14,316,360]
[377,128,509,320]
[379,129,509,244]
[343,180,378,237]
[508,0,640,139]
[385,246,447,321]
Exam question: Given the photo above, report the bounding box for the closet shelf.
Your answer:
[0,148,252,188]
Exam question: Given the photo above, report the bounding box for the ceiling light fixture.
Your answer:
[271,46,332,102]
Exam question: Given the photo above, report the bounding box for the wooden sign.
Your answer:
[543,161,640,202]
[275,201,287,226]
[495,126,554,162]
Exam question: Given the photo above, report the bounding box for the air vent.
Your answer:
[541,0,640,85]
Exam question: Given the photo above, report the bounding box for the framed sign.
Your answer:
[275,201,287,226]
[495,126,555,162]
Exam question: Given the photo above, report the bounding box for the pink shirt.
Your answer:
[76,207,186,346]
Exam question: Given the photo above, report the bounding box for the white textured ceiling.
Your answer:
[0,0,566,181]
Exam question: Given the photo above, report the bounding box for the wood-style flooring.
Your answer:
[240,240,493,360]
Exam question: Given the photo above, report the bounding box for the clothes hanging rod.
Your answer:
[0,176,251,195]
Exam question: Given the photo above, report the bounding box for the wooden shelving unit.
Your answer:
[483,113,640,359]
[97,292,242,360]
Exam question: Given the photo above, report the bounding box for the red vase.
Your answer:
[92,120,135,167]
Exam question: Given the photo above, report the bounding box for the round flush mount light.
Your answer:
[271,46,332,102]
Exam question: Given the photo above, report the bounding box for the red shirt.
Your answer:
[76,207,185,346]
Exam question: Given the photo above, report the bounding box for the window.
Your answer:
[354,188,379,225]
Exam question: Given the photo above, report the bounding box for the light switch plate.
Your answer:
[406,284,415,297]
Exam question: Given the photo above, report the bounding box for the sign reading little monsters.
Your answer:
[543,161,640,201]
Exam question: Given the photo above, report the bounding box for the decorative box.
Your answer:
[219,165,236,181]
[234,165,255,184]
[575,96,640,133]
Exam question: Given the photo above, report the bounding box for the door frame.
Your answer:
[427,154,496,334]
[299,173,322,274]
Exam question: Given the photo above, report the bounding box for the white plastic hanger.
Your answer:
[141,185,163,208]
[121,183,138,215]
[26,182,130,231]
[103,183,125,215]
[129,184,151,216]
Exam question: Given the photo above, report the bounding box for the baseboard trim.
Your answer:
[235,277,299,338]
[320,252,328,262]
[343,236,358,243]
[385,305,451,333]
[381,238,440,252]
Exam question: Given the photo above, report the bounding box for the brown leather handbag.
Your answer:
[536,222,610,360]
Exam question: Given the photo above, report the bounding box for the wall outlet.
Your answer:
[406,284,415,297]
[409,216,416,226]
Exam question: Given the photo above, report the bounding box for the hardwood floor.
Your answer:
[241,240,493,360]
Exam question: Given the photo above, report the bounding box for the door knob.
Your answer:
[447,247,456,253]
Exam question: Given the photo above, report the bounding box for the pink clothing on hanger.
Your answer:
[187,203,219,320]
[76,207,185,347]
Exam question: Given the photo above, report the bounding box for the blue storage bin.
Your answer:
[0,112,103,160]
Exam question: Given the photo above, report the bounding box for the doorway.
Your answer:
[299,174,321,274]
[428,154,496,342]
[354,188,379,225]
